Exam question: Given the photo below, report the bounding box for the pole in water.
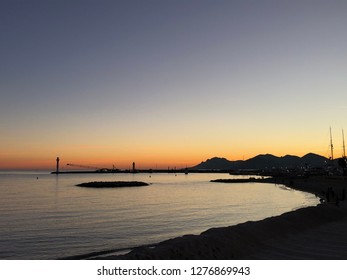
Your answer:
[56,157,60,174]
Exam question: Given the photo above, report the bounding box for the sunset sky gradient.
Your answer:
[1,0,347,170]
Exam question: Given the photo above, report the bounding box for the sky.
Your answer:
[1,0,347,170]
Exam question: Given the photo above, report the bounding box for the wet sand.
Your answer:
[94,176,347,260]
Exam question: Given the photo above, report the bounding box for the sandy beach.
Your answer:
[92,176,347,260]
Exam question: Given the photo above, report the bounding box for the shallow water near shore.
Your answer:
[0,171,319,259]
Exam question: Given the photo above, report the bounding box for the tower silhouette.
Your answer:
[56,157,60,174]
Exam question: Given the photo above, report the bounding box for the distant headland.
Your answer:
[192,153,328,170]
[52,153,337,175]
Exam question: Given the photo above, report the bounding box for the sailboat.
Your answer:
[329,126,334,161]
[339,129,347,176]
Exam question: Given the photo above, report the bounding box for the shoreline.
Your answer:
[74,175,347,260]
[213,175,347,201]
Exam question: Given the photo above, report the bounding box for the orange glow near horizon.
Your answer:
[0,123,336,170]
[0,145,330,171]
[2,2,347,171]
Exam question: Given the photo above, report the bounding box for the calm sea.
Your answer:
[0,171,319,259]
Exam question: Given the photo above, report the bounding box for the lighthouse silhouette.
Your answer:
[56,157,60,174]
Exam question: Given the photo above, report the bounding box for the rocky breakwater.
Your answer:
[76,181,149,188]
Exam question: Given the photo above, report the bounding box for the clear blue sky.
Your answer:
[1,0,347,169]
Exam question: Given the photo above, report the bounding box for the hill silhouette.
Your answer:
[192,153,328,170]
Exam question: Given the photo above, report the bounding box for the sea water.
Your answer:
[0,171,319,259]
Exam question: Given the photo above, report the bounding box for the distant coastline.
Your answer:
[46,151,332,174]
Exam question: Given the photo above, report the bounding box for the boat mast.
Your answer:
[343,129,346,158]
[330,127,334,161]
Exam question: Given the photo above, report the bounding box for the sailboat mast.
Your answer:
[330,127,334,161]
[343,129,346,158]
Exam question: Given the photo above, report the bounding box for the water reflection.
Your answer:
[0,172,318,259]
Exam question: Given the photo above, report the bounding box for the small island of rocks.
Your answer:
[76,181,149,188]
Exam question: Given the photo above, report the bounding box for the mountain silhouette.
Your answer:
[192,153,328,170]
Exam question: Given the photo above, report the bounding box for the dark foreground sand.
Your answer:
[94,176,347,260]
